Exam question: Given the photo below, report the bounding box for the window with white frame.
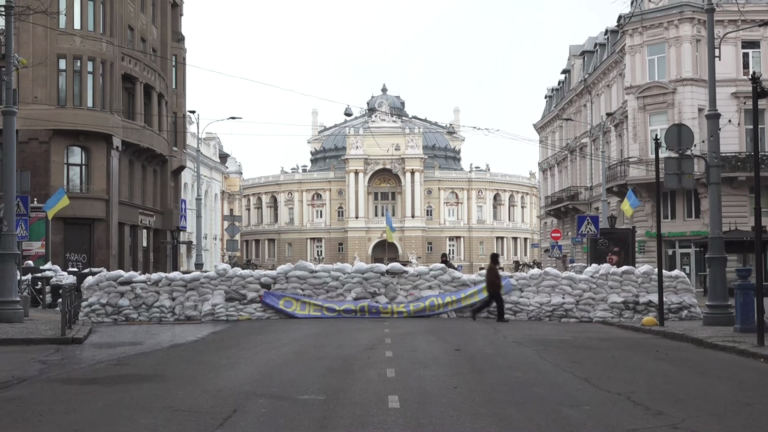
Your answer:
[286,243,292,257]
[495,237,504,256]
[649,112,669,156]
[476,205,484,221]
[685,190,701,220]
[338,242,344,254]
[312,238,324,259]
[426,205,434,220]
[662,191,677,221]
[314,207,323,221]
[288,207,294,224]
[647,43,667,81]
[337,206,345,221]
[267,239,276,259]
[373,191,395,218]
[427,242,433,254]
[446,205,457,220]
[479,241,485,256]
[447,237,457,259]
[742,41,762,77]
[509,195,517,221]
[745,109,766,152]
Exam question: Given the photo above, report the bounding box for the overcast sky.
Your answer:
[184,0,630,179]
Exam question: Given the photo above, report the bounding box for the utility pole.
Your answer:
[749,72,766,346]
[193,113,204,271]
[703,0,734,326]
[0,1,22,323]
[654,135,665,327]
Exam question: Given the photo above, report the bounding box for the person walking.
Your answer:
[471,253,509,322]
[440,252,457,270]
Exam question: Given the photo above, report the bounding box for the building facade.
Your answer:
[535,0,768,283]
[179,118,229,271]
[239,86,540,272]
[5,0,187,271]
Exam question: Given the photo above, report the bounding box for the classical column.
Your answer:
[326,188,331,223]
[302,190,308,226]
[460,237,465,261]
[357,171,366,218]
[307,238,311,261]
[470,189,476,225]
[348,170,356,219]
[405,170,412,218]
[502,192,508,222]
[462,189,468,223]
[439,188,445,224]
[414,170,422,217]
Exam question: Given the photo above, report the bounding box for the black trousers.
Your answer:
[472,291,505,320]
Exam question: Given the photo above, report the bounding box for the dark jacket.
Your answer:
[442,260,457,270]
[485,263,502,294]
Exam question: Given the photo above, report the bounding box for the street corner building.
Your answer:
[4,0,188,272]
[535,0,768,286]
[237,85,540,273]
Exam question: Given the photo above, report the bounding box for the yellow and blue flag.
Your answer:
[385,208,396,242]
[621,188,640,218]
[42,187,70,220]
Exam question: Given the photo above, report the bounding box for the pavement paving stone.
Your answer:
[0,308,89,345]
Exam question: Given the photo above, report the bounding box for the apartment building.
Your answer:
[536,0,768,284]
[4,0,187,271]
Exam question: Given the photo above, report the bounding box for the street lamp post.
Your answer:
[702,0,734,326]
[749,72,767,346]
[186,112,241,271]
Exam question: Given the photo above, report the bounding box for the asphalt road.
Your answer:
[1,319,767,432]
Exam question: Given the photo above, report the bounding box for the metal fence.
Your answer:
[60,285,81,337]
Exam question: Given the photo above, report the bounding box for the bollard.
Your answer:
[733,267,757,333]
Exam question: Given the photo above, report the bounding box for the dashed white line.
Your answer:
[385,338,391,344]
[385,351,393,357]
[388,395,400,408]
[384,329,390,333]
[387,368,395,378]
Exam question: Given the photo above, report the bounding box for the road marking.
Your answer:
[387,368,395,378]
[385,351,393,357]
[388,395,400,408]
[384,329,390,333]
[385,338,391,344]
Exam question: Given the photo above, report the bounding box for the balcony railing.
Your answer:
[308,221,326,228]
[545,186,588,208]
[173,31,185,46]
[445,220,465,226]
[606,159,655,184]
[719,151,768,174]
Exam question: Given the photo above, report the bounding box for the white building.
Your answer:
[180,116,229,271]
[535,0,768,284]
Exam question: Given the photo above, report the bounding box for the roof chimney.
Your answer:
[312,109,318,136]
[453,107,461,132]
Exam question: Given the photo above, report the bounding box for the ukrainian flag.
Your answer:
[385,208,396,242]
[621,188,641,218]
[43,187,70,220]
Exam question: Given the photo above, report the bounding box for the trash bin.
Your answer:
[732,267,756,333]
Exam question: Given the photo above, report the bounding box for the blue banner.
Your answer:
[263,278,514,318]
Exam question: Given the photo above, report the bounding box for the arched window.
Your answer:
[521,195,527,223]
[337,206,345,221]
[270,195,278,223]
[426,205,434,220]
[446,191,459,200]
[493,193,503,221]
[255,196,263,225]
[65,146,88,193]
[509,194,517,222]
[246,198,251,226]
[445,191,459,221]
[312,192,323,201]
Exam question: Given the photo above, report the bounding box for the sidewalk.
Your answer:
[605,291,768,362]
[0,308,91,346]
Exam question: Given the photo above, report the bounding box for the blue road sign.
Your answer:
[531,243,540,249]
[577,215,600,238]
[16,218,29,242]
[549,244,563,258]
[179,199,188,231]
[571,237,584,245]
[15,195,30,218]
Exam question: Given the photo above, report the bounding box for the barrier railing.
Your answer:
[60,285,81,337]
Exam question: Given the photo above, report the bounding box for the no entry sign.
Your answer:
[550,229,563,242]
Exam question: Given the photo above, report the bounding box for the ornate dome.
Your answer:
[366,84,408,118]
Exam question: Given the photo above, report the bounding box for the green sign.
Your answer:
[644,230,709,238]
[582,246,588,253]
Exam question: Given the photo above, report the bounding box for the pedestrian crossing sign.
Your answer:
[16,218,29,242]
[577,215,600,238]
[549,244,563,258]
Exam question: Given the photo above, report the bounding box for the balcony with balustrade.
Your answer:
[366,218,404,227]
[718,151,768,175]
[544,186,589,219]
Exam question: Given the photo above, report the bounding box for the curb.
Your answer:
[0,322,93,346]
[602,322,768,363]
